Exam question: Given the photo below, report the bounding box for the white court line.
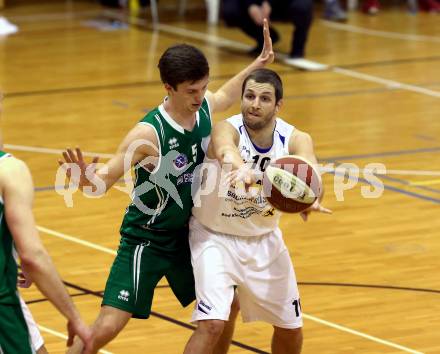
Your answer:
[4,144,114,159]
[152,24,440,98]
[8,10,104,23]
[154,23,251,51]
[39,225,424,354]
[37,325,113,354]
[9,143,440,177]
[333,67,440,98]
[104,9,252,51]
[102,13,440,100]
[37,226,116,256]
[321,20,440,43]
[303,314,424,354]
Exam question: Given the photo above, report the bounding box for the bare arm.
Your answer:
[288,129,319,166]
[209,121,259,186]
[209,121,242,168]
[59,123,159,195]
[206,19,274,114]
[95,123,159,190]
[288,129,332,220]
[0,158,92,350]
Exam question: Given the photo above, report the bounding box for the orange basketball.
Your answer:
[263,155,322,213]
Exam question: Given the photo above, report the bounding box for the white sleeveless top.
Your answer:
[192,114,294,237]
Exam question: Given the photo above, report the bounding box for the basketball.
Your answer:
[263,155,322,213]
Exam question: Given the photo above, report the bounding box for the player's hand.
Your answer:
[17,264,32,288]
[58,147,99,188]
[300,200,332,222]
[67,319,93,354]
[224,165,260,191]
[256,19,274,66]
[248,4,265,25]
[261,1,272,19]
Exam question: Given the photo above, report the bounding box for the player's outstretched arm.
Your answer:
[209,121,242,168]
[206,18,274,114]
[58,124,159,196]
[0,157,93,353]
[289,130,332,221]
[209,121,257,186]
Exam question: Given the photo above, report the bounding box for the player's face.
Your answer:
[241,80,280,131]
[172,76,209,114]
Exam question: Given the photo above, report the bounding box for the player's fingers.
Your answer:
[62,151,72,164]
[58,160,72,178]
[223,174,235,187]
[319,205,333,214]
[263,18,269,34]
[76,147,84,162]
[82,339,94,354]
[223,171,233,184]
[66,148,78,164]
[90,156,100,172]
[66,333,74,347]
[263,19,272,44]
[300,212,308,222]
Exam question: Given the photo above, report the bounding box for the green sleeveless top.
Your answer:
[0,151,19,305]
[120,98,212,250]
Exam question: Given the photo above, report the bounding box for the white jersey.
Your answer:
[192,114,294,237]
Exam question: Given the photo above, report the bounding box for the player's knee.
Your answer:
[198,320,225,338]
[274,326,303,341]
[95,316,125,339]
[101,322,120,337]
[95,306,130,339]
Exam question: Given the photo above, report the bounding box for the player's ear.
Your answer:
[275,98,283,112]
[164,83,174,93]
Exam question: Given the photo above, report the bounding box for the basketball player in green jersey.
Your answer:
[60,20,274,354]
[0,95,92,353]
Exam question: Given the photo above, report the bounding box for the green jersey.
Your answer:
[0,151,18,305]
[120,98,212,247]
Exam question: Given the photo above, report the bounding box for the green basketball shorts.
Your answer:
[0,302,33,354]
[102,235,195,318]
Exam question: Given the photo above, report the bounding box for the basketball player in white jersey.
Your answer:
[184,68,331,354]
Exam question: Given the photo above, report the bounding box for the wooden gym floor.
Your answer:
[0,0,439,353]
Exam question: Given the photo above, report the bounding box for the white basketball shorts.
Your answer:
[19,296,44,351]
[188,217,303,329]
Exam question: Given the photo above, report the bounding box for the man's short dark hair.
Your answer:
[158,44,209,90]
[242,68,283,103]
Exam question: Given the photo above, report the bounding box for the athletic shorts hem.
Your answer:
[101,300,150,319]
[33,337,44,351]
[191,312,230,323]
[179,298,196,308]
[242,316,303,329]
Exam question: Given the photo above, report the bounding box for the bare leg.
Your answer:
[271,326,303,354]
[213,293,240,354]
[183,320,225,354]
[67,306,131,354]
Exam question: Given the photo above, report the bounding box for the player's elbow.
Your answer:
[20,247,49,273]
[300,132,313,147]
